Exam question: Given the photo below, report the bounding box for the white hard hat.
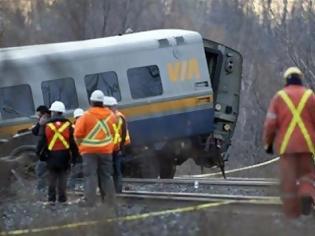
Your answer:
[103,96,118,106]
[283,67,303,80]
[103,96,117,106]
[73,108,84,118]
[49,101,66,113]
[110,97,118,106]
[90,90,105,102]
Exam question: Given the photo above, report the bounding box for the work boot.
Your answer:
[45,200,56,207]
[77,197,95,207]
[58,195,67,203]
[300,196,313,215]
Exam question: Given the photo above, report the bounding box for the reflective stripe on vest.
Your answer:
[81,116,112,147]
[125,130,131,144]
[278,89,315,155]
[47,121,70,151]
[113,117,123,145]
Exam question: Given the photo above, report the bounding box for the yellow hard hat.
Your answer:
[283,67,303,80]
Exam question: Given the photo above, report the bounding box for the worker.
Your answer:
[263,67,315,218]
[68,108,84,190]
[73,108,84,123]
[31,105,51,136]
[74,90,116,206]
[31,105,51,195]
[36,101,78,204]
[105,96,131,193]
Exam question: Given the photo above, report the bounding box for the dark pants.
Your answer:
[68,163,83,190]
[36,161,47,192]
[83,154,115,205]
[113,151,123,193]
[48,169,68,202]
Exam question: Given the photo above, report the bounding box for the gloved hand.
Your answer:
[264,144,273,154]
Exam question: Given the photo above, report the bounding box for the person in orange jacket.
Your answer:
[105,96,131,193]
[263,67,315,218]
[74,90,116,206]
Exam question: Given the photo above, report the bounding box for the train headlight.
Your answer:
[215,104,222,111]
[223,124,231,131]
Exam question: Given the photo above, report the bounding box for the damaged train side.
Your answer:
[0,29,242,178]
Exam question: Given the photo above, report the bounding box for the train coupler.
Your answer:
[204,135,226,179]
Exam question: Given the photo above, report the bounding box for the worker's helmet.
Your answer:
[49,101,66,113]
[283,67,303,80]
[110,97,118,106]
[90,90,105,102]
[103,96,117,106]
[73,108,84,118]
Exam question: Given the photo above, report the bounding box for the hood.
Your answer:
[88,107,112,120]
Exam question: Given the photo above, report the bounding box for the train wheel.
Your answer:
[159,158,176,179]
[9,145,37,178]
[10,145,36,159]
[137,150,159,178]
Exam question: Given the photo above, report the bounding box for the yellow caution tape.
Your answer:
[0,201,232,235]
[0,155,282,235]
[179,156,280,178]
[0,197,282,235]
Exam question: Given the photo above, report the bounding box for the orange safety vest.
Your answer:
[74,107,116,155]
[113,111,131,151]
[263,85,315,155]
[45,121,71,151]
[278,89,315,155]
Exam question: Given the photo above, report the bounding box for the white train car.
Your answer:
[0,29,242,178]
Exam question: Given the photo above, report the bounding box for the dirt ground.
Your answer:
[0,152,306,236]
[1,198,315,236]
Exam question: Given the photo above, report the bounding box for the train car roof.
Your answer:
[0,29,202,63]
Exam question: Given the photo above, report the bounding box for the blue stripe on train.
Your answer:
[128,108,214,146]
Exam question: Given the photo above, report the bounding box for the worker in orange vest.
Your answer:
[36,101,78,204]
[263,67,315,218]
[105,96,131,193]
[74,90,116,206]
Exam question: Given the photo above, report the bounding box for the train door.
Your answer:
[203,39,243,159]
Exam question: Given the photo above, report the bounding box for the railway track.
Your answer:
[0,190,283,236]
[117,190,282,217]
[121,177,280,197]
[123,177,279,186]
[0,178,283,235]
[71,189,280,206]
[68,187,282,222]
[70,177,280,205]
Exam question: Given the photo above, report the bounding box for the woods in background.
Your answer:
[0,0,313,166]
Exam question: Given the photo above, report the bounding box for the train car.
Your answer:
[0,29,242,178]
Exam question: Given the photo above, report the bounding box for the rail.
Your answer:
[122,177,279,187]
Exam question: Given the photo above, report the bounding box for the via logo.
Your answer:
[167,58,201,82]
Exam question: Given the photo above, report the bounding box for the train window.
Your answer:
[127,65,163,99]
[84,71,121,101]
[41,78,78,110]
[0,84,35,119]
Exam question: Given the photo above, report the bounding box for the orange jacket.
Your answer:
[74,107,116,155]
[263,85,315,154]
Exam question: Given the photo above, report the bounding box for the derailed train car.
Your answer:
[0,29,242,178]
